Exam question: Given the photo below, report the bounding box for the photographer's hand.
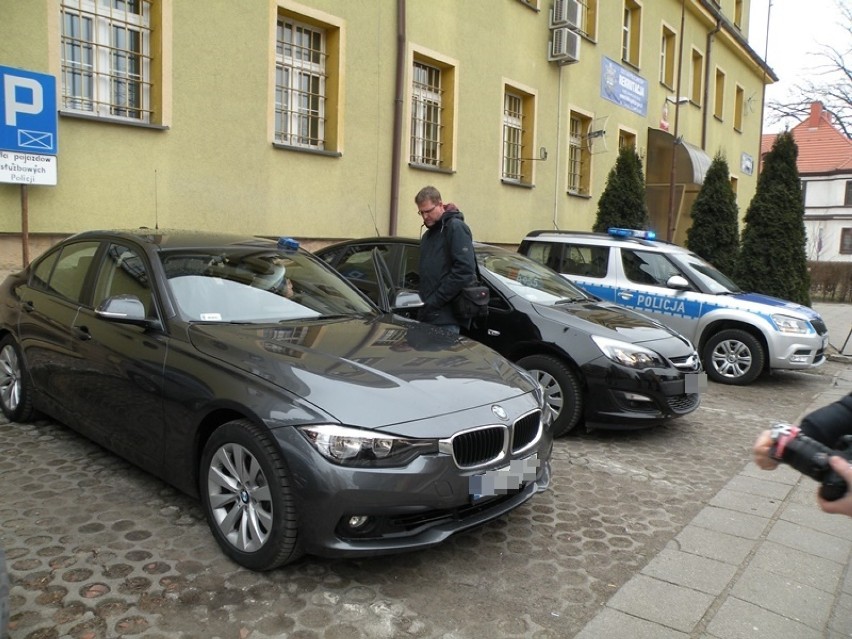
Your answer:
[817,456,852,517]
[752,430,780,470]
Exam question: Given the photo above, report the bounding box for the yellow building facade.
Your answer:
[0,0,773,264]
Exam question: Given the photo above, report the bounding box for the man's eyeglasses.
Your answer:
[417,204,440,216]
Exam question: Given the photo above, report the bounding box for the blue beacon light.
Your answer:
[608,227,656,240]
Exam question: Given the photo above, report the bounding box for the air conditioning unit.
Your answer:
[550,0,580,29]
[548,27,580,63]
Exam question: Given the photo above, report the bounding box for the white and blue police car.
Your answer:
[518,228,829,385]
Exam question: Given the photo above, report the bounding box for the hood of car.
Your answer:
[532,300,694,353]
[186,317,535,427]
[730,292,822,321]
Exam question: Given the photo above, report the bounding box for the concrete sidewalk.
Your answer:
[575,363,852,639]
[814,302,852,358]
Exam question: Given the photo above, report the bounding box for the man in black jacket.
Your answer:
[414,185,476,333]
[753,392,852,516]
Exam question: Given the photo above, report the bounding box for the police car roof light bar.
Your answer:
[608,228,657,241]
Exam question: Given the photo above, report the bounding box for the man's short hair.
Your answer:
[415,185,442,205]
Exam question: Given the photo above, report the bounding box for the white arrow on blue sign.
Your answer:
[0,65,58,156]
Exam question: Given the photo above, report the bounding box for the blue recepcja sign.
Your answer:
[600,57,648,117]
[0,65,58,155]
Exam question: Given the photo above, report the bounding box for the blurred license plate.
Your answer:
[469,454,540,502]
[685,372,707,393]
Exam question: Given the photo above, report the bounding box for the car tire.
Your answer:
[703,329,765,385]
[0,335,36,423]
[517,354,582,437]
[200,419,302,571]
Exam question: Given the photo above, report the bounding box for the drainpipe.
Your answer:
[388,0,406,236]
[701,18,722,150]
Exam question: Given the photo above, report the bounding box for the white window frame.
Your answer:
[660,25,675,87]
[410,61,443,167]
[275,18,327,149]
[60,0,151,121]
[502,92,523,182]
[568,112,591,195]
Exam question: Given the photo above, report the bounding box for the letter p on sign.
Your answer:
[0,66,57,156]
[4,75,43,126]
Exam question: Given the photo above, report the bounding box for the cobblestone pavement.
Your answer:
[1,360,845,639]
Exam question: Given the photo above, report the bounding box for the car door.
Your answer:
[325,243,396,307]
[17,240,100,430]
[614,247,703,340]
[69,242,168,471]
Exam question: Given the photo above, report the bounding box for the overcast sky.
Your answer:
[748,0,849,132]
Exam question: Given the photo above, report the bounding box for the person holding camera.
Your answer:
[414,185,476,334]
[753,391,852,516]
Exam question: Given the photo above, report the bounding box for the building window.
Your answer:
[845,181,852,206]
[841,228,852,255]
[618,129,636,150]
[734,85,744,131]
[411,56,455,168]
[568,111,591,195]
[411,61,442,166]
[734,0,743,28]
[690,48,703,105]
[60,0,152,121]
[660,25,676,88]
[503,92,523,182]
[714,67,726,120]
[578,0,597,39]
[730,176,738,195]
[276,18,326,149]
[622,0,642,68]
[502,86,536,184]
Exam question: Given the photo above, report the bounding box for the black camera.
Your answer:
[769,423,852,502]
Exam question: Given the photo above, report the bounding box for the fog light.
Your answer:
[347,515,370,528]
[790,354,809,363]
[622,392,653,403]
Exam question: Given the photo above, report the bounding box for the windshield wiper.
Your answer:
[554,296,587,304]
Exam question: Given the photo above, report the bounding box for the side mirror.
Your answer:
[667,274,690,290]
[392,290,424,310]
[95,294,149,324]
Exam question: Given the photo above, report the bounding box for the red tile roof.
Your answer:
[761,102,852,174]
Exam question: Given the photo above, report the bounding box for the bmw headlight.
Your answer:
[299,425,437,467]
[771,314,810,335]
[591,335,667,369]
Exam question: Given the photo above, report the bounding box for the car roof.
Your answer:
[523,229,686,252]
[67,229,283,251]
[320,236,507,253]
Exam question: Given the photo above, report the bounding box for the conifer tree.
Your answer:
[686,153,739,276]
[592,145,651,232]
[736,131,811,306]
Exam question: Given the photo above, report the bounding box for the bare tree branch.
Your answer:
[765,0,852,138]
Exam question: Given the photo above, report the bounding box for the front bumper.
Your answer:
[274,424,553,559]
[582,359,704,429]
[767,332,828,371]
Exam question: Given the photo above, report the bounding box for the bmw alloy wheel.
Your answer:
[207,442,274,553]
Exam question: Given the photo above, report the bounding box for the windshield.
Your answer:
[161,248,376,322]
[673,253,742,294]
[478,248,590,304]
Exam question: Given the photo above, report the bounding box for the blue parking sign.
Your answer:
[0,66,58,156]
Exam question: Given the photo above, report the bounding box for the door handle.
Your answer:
[73,325,92,341]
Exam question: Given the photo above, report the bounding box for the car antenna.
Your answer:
[368,203,381,237]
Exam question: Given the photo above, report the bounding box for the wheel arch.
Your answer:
[504,340,586,387]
